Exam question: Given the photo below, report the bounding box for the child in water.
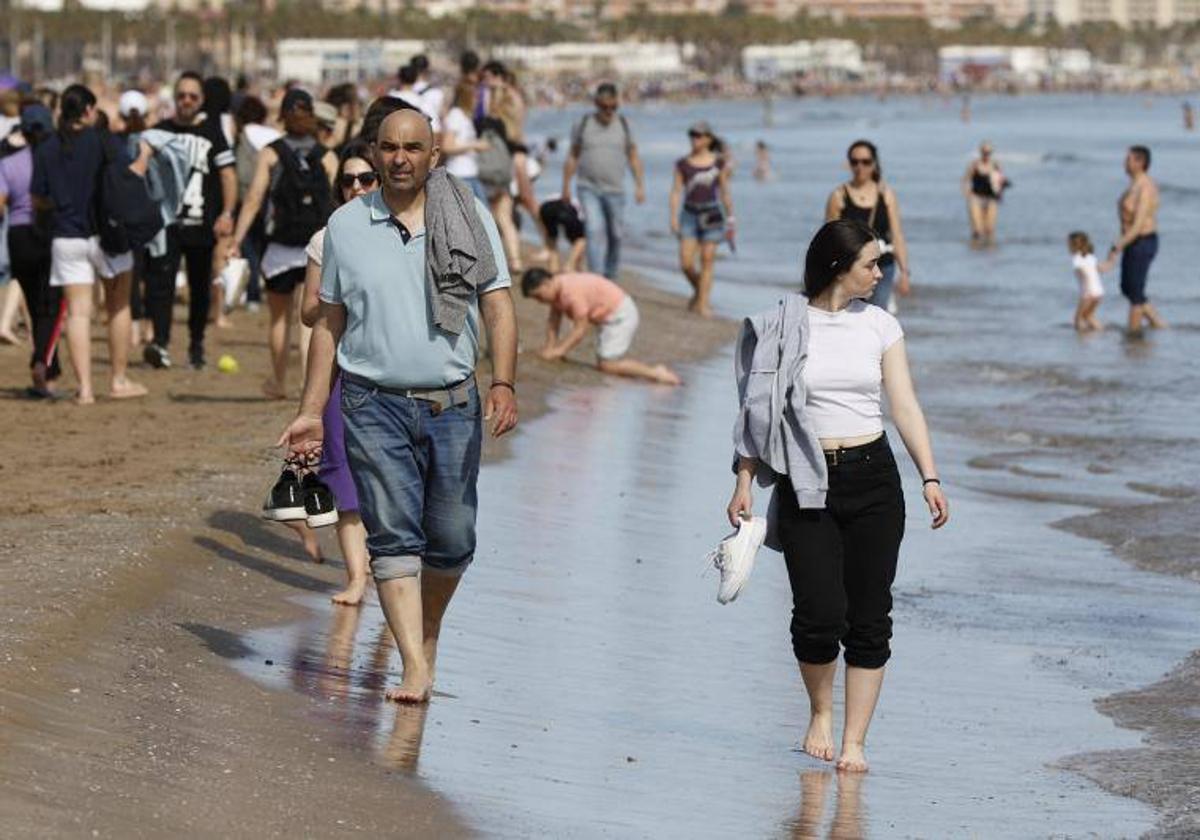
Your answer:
[1068,232,1115,332]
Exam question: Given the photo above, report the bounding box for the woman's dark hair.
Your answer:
[122,111,147,135]
[326,83,357,111]
[335,140,375,207]
[57,85,98,151]
[202,76,233,117]
[234,95,267,129]
[847,139,881,182]
[803,220,878,299]
[58,83,97,136]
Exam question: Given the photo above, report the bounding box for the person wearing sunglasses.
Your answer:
[562,82,645,280]
[141,71,238,370]
[669,120,733,318]
[229,88,338,401]
[824,140,911,314]
[283,141,380,605]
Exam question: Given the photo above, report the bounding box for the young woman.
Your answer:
[295,142,378,605]
[962,141,1004,246]
[729,220,949,773]
[669,120,733,319]
[825,140,911,313]
[229,89,337,400]
[30,84,146,404]
[0,104,57,396]
[439,81,489,203]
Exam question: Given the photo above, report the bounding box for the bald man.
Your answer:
[280,108,519,703]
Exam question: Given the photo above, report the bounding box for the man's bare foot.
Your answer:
[110,378,149,399]
[651,364,683,386]
[331,577,368,606]
[285,521,323,562]
[694,303,714,319]
[261,378,288,400]
[74,390,96,406]
[386,669,433,704]
[835,741,869,773]
[803,710,835,762]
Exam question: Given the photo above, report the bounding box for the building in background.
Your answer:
[742,39,869,82]
[276,39,428,86]
[490,41,694,76]
[939,44,1095,83]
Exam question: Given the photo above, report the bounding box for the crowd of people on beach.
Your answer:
[0,46,1172,777]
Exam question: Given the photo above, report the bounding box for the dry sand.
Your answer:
[0,272,735,838]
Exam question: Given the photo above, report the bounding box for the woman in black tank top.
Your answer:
[962,141,1004,246]
[824,140,910,312]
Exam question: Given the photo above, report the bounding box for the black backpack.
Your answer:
[94,131,164,255]
[267,139,332,246]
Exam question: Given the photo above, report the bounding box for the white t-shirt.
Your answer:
[386,88,442,134]
[804,300,904,439]
[306,227,326,268]
[442,107,479,179]
[1072,252,1103,298]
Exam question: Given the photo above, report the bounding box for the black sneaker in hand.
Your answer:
[262,464,306,521]
[302,473,339,528]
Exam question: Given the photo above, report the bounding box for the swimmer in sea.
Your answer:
[962,142,1005,246]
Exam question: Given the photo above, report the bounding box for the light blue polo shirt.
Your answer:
[319,190,511,389]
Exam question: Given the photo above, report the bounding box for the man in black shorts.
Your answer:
[538,198,586,273]
[143,71,237,369]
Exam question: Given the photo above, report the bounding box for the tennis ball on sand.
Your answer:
[217,354,240,373]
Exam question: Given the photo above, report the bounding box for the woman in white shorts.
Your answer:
[31,84,145,404]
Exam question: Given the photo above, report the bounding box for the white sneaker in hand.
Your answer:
[709,516,767,604]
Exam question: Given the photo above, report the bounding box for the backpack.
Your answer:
[476,121,513,193]
[94,131,164,255]
[267,139,332,246]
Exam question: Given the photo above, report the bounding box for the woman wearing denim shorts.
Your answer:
[669,120,732,319]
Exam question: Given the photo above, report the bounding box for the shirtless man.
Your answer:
[1110,145,1166,334]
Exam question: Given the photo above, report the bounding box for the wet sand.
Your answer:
[0,272,734,837]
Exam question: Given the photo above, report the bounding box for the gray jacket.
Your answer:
[424,168,499,336]
[732,293,827,549]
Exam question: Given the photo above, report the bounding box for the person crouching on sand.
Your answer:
[521,267,681,385]
[728,220,949,772]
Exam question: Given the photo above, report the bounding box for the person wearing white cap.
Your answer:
[119,90,149,128]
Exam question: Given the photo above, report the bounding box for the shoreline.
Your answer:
[0,264,736,837]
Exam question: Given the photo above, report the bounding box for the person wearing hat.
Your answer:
[313,100,339,149]
[140,71,237,370]
[668,119,733,319]
[0,102,58,393]
[229,88,338,400]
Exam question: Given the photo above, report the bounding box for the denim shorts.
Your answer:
[340,377,483,581]
[678,204,726,243]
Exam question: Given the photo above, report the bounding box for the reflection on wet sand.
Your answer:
[786,771,866,840]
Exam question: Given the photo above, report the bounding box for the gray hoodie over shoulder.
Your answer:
[732,293,828,550]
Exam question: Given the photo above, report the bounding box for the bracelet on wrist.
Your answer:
[922,478,941,486]
[490,380,515,394]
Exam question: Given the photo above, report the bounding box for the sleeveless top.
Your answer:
[677,156,724,209]
[839,184,894,266]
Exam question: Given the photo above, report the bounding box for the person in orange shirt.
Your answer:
[521,267,681,385]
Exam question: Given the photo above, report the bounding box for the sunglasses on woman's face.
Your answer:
[339,172,379,189]
[850,157,875,167]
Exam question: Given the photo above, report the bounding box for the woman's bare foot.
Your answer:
[835,741,869,773]
[0,330,20,345]
[285,520,323,563]
[386,668,433,704]
[74,390,96,406]
[803,710,835,762]
[261,378,288,400]
[651,364,683,386]
[331,577,368,606]
[110,378,149,399]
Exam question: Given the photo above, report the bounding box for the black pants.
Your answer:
[143,228,212,353]
[778,435,905,670]
[7,224,61,380]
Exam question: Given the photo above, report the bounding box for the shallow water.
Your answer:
[229,93,1200,835]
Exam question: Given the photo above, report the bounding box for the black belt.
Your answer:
[824,433,888,467]
[342,372,475,414]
